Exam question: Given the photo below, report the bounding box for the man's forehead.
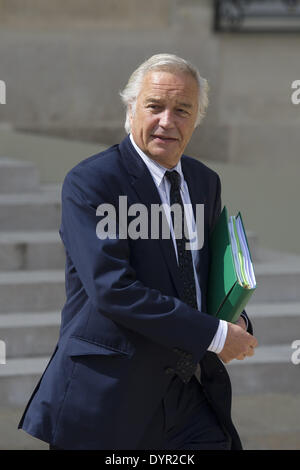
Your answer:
[140,70,198,100]
[144,96,193,109]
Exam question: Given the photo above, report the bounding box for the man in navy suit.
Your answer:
[19,54,257,450]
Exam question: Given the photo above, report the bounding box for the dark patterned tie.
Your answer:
[165,170,198,309]
[165,170,198,384]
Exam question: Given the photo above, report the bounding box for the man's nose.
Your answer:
[158,110,174,128]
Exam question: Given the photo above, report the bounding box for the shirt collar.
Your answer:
[129,133,184,189]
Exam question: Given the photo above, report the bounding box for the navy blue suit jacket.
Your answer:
[19,135,249,449]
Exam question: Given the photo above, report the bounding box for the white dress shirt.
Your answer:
[129,134,227,354]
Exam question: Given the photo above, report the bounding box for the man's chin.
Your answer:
[146,148,181,167]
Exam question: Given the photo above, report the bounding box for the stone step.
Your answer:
[227,344,300,395]
[0,158,40,194]
[0,256,299,312]
[1,302,297,362]
[0,270,65,313]
[0,344,298,408]
[0,185,61,231]
[0,182,259,244]
[0,356,50,407]
[0,312,60,358]
[0,231,65,270]
[246,302,300,345]
[0,229,258,271]
[250,261,300,303]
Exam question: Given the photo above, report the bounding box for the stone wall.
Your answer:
[0,0,171,30]
[0,0,299,166]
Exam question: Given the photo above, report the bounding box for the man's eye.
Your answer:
[177,109,188,115]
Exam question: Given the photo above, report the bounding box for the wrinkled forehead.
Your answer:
[138,69,199,103]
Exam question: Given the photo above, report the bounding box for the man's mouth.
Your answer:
[152,135,178,142]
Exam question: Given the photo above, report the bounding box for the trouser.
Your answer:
[136,375,231,450]
[50,375,231,450]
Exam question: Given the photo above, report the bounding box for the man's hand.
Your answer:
[235,315,247,331]
[218,322,258,364]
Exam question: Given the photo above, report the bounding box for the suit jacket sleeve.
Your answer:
[59,166,220,364]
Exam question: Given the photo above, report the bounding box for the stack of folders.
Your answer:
[207,206,256,323]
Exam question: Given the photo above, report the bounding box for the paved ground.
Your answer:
[1,393,299,450]
[0,407,48,450]
[232,393,300,450]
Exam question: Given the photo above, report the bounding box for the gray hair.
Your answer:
[119,53,209,134]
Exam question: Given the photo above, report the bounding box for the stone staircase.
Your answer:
[0,158,64,418]
[228,254,300,393]
[227,249,300,449]
[0,156,300,449]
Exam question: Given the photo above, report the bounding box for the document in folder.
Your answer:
[207,206,256,323]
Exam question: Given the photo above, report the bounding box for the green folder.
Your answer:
[207,206,256,323]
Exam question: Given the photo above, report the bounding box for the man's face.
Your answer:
[130,70,199,168]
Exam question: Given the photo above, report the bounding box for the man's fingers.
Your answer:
[231,344,256,361]
[236,353,245,360]
[250,336,258,349]
[247,346,255,356]
[218,325,258,363]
